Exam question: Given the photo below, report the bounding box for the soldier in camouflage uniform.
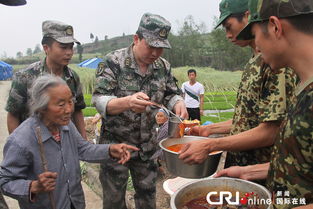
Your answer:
[179,0,297,169]
[1,1,27,209]
[92,13,187,209]
[5,20,87,139]
[216,0,313,208]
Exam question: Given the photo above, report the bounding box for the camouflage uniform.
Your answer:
[6,20,85,122]
[93,13,182,209]
[237,0,313,207]
[267,79,313,208]
[226,54,297,167]
[5,58,85,122]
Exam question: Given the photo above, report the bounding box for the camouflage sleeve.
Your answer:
[92,58,118,118]
[161,58,183,110]
[72,70,86,110]
[5,72,28,117]
[258,67,289,122]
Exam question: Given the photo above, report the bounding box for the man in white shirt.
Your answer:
[181,69,205,121]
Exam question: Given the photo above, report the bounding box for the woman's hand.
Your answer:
[30,172,58,194]
[109,144,140,164]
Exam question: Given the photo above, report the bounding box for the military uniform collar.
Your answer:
[126,44,162,76]
[295,76,313,96]
[40,57,74,80]
[248,53,261,64]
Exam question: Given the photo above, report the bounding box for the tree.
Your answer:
[77,45,84,62]
[1,51,7,59]
[26,48,33,56]
[164,15,207,67]
[208,18,251,71]
[16,51,23,58]
[33,44,41,54]
[90,33,94,42]
[94,36,99,46]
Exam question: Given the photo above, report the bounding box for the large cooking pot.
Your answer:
[159,136,222,178]
[171,177,271,209]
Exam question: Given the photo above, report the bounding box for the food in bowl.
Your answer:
[166,143,220,155]
[171,177,271,209]
[182,195,263,209]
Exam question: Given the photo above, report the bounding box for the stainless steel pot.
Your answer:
[159,136,222,178]
[171,177,271,209]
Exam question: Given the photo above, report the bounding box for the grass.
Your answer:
[204,102,235,110]
[71,65,242,95]
[82,107,97,117]
[172,66,242,92]
[84,94,92,107]
[201,112,234,123]
[70,64,97,95]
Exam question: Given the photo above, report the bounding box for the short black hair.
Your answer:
[136,30,144,40]
[41,37,55,46]
[286,13,313,35]
[187,69,196,75]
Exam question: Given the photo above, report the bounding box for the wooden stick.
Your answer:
[35,126,57,209]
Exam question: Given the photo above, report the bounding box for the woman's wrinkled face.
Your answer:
[155,111,168,125]
[41,84,74,127]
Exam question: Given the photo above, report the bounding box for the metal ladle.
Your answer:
[148,100,183,123]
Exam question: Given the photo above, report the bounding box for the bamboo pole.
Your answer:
[35,126,57,209]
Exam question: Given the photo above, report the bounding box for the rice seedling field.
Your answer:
[75,65,242,123]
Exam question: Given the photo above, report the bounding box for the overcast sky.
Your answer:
[0,0,220,57]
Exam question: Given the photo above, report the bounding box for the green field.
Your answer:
[79,66,240,123]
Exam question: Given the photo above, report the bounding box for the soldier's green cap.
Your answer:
[137,13,171,49]
[238,0,313,40]
[0,0,26,6]
[215,0,249,29]
[42,20,81,45]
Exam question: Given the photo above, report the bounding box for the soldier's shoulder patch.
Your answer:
[124,57,132,68]
[159,57,171,71]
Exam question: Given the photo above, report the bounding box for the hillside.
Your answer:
[4,27,251,71]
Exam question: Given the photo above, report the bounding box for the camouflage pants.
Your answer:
[0,191,8,209]
[100,157,158,209]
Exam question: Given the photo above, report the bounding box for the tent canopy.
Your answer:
[0,61,13,80]
[77,58,103,69]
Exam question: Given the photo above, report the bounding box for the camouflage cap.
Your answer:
[42,20,81,45]
[0,0,26,6]
[137,13,171,49]
[215,0,249,29]
[237,0,313,40]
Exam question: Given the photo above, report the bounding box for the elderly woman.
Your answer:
[0,75,138,209]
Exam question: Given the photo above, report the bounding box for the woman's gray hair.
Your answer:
[29,74,67,117]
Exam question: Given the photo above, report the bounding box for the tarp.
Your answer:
[77,58,103,69]
[0,61,13,80]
